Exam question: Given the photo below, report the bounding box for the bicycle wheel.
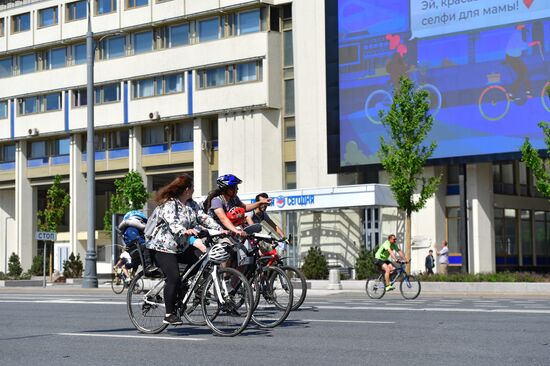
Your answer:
[365,275,386,299]
[182,277,209,326]
[364,89,392,124]
[131,275,144,294]
[418,83,442,117]
[127,272,168,334]
[542,81,550,112]
[281,265,307,311]
[201,267,253,337]
[399,275,421,300]
[111,273,125,294]
[478,85,510,121]
[252,266,293,328]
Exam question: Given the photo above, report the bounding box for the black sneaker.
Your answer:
[163,314,183,325]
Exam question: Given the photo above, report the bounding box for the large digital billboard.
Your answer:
[327,0,550,171]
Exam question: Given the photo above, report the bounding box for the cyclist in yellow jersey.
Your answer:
[374,234,408,291]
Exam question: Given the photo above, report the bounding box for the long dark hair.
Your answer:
[203,188,223,211]
[156,174,193,205]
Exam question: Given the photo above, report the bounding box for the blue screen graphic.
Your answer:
[338,0,550,167]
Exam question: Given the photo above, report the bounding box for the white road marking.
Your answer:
[316,305,550,314]
[57,333,206,341]
[302,319,394,324]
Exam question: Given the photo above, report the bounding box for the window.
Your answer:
[18,93,61,115]
[45,93,61,111]
[0,57,11,78]
[284,79,295,116]
[283,30,293,67]
[126,0,148,9]
[237,9,260,35]
[96,0,117,15]
[173,122,193,142]
[285,161,296,189]
[53,138,70,156]
[109,130,129,149]
[95,83,120,104]
[133,30,153,54]
[66,1,87,21]
[30,141,47,159]
[198,17,220,42]
[20,96,38,114]
[197,61,261,89]
[19,53,36,75]
[133,73,183,98]
[72,89,87,107]
[143,125,168,146]
[493,161,515,195]
[101,36,126,59]
[12,12,31,33]
[284,117,295,140]
[169,23,189,47]
[0,144,15,162]
[72,43,86,65]
[49,47,66,69]
[0,18,4,37]
[236,62,260,83]
[0,100,7,119]
[38,7,58,28]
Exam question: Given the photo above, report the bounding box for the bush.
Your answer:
[355,248,377,280]
[63,252,84,278]
[301,246,329,280]
[417,271,550,282]
[29,255,50,276]
[8,252,23,278]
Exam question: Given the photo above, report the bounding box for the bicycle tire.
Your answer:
[365,275,386,299]
[131,275,144,294]
[364,89,392,124]
[281,265,307,310]
[182,277,209,326]
[478,85,510,121]
[252,266,293,328]
[201,267,253,337]
[127,271,168,334]
[399,275,421,300]
[111,273,125,294]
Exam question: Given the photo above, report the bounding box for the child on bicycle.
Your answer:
[373,234,408,292]
[114,248,133,284]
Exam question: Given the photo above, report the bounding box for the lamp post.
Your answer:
[82,0,97,288]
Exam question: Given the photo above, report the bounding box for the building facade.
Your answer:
[0,0,548,276]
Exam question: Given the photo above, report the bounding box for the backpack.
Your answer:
[143,206,161,241]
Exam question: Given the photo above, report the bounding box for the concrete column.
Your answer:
[129,126,153,214]
[15,141,35,270]
[70,134,87,256]
[193,117,210,197]
[0,189,16,273]
[467,163,495,274]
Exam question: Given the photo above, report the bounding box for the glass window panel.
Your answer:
[23,97,37,114]
[103,84,119,102]
[3,145,15,161]
[45,93,60,111]
[236,62,257,82]
[31,141,47,158]
[284,30,294,67]
[73,89,87,107]
[39,7,57,27]
[0,58,11,78]
[15,13,31,32]
[68,1,87,20]
[206,67,226,87]
[284,79,295,116]
[502,163,514,184]
[50,48,66,69]
[143,125,166,145]
[165,74,182,94]
[107,36,125,59]
[97,0,116,14]
[155,78,162,95]
[134,79,154,98]
[285,161,296,173]
[19,54,36,75]
[110,130,129,149]
[198,18,219,42]
[170,24,189,47]
[56,138,70,155]
[238,9,260,35]
[0,101,7,118]
[134,31,153,54]
[73,43,86,65]
[174,122,192,142]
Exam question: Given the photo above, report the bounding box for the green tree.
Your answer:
[8,252,23,278]
[103,170,149,232]
[355,248,377,280]
[301,246,329,280]
[29,254,50,276]
[37,175,70,232]
[378,77,441,270]
[63,252,84,278]
[521,87,550,198]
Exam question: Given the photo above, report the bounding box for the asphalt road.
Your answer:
[0,288,549,366]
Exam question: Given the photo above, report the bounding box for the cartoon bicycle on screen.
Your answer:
[478,25,550,121]
[364,34,442,124]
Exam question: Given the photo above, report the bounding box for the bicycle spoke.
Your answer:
[127,272,168,334]
[251,267,293,328]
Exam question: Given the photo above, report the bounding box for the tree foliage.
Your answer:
[301,246,329,280]
[63,252,84,278]
[354,248,377,280]
[29,254,50,276]
[37,175,70,232]
[103,171,149,232]
[8,252,23,277]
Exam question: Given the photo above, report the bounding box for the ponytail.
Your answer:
[203,188,223,211]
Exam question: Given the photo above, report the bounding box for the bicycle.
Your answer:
[126,229,254,337]
[365,260,421,300]
[111,266,143,295]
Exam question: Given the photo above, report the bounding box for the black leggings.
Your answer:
[154,248,202,315]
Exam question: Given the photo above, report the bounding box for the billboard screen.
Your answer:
[330,0,550,170]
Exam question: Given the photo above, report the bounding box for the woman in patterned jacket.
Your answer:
[146,174,222,326]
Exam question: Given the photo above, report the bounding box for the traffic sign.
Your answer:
[36,232,57,241]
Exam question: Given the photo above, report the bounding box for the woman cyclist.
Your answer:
[146,174,222,325]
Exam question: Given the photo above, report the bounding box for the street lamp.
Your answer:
[82,0,97,288]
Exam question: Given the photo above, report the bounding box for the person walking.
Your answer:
[436,240,449,275]
[425,249,435,275]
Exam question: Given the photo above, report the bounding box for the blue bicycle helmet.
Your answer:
[123,210,147,222]
[119,210,148,232]
[216,174,242,189]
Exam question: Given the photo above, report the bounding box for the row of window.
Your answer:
[197,61,262,89]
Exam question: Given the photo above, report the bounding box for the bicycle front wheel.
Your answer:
[111,273,125,294]
[365,275,386,299]
[280,266,307,311]
[131,275,144,294]
[127,272,168,334]
[182,277,209,326]
[252,266,293,328]
[400,275,421,300]
[201,267,253,337]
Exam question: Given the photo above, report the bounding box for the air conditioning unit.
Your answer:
[28,128,39,136]
[148,111,160,120]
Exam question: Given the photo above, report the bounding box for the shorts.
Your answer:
[374,259,391,267]
[124,262,134,269]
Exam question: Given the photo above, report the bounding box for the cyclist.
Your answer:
[113,248,132,284]
[245,193,286,239]
[505,24,541,99]
[374,234,408,291]
[146,174,222,326]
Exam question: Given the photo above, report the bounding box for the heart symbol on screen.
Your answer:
[523,0,534,8]
[385,34,401,50]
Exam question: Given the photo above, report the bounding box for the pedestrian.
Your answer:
[425,249,435,275]
[436,240,449,275]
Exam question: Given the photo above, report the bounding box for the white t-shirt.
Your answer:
[439,246,449,264]
[120,251,131,263]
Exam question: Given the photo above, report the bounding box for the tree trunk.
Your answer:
[405,213,412,273]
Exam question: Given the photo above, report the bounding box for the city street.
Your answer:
[0,288,549,366]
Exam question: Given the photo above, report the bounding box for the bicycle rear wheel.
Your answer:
[127,272,168,334]
[365,275,386,299]
[252,266,293,328]
[111,273,125,294]
[201,267,253,337]
[400,275,421,300]
[281,265,307,311]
